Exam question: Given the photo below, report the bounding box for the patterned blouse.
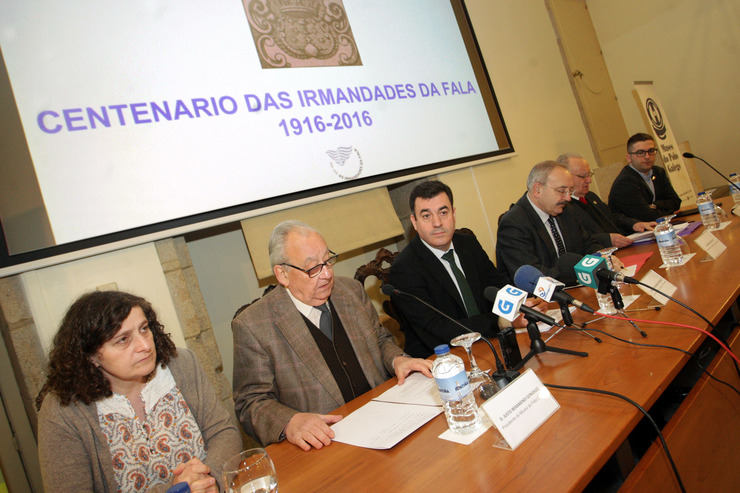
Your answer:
[96,366,206,492]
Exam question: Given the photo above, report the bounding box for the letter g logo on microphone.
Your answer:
[581,257,602,267]
[493,284,528,322]
[577,272,593,285]
[497,300,514,315]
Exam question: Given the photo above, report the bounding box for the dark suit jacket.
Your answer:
[608,165,681,221]
[388,232,510,358]
[570,191,639,237]
[496,193,605,285]
[232,277,402,446]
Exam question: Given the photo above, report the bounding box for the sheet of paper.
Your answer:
[331,400,442,449]
[372,372,442,406]
[637,270,678,305]
[694,230,727,259]
[631,221,701,245]
[618,251,653,274]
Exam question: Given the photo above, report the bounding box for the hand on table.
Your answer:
[393,355,433,384]
[633,221,656,232]
[172,458,216,493]
[609,233,633,248]
[284,413,342,451]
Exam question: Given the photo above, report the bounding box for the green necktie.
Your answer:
[441,249,480,316]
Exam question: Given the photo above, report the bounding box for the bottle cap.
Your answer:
[434,344,450,355]
[656,217,666,223]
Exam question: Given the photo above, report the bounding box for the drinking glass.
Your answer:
[450,332,499,404]
[222,448,278,493]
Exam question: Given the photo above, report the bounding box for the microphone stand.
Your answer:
[557,302,602,343]
[599,280,647,338]
[513,313,588,371]
[388,287,519,388]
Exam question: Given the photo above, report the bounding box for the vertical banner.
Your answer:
[634,81,696,204]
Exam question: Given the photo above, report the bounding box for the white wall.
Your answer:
[22,243,186,353]
[588,0,740,189]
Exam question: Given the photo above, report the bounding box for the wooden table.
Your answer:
[266,203,740,492]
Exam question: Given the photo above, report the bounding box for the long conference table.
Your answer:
[266,201,740,492]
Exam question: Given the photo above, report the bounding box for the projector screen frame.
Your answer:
[0,0,514,277]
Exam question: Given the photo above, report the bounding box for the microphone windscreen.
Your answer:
[556,252,584,286]
[381,284,395,296]
[483,286,499,303]
[513,265,544,293]
[682,152,695,158]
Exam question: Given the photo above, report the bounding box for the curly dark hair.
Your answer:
[36,291,177,409]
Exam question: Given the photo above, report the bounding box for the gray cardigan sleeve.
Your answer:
[172,348,242,492]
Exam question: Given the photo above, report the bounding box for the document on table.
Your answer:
[372,372,441,406]
[330,372,443,449]
[331,400,443,449]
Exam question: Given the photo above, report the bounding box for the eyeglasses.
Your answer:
[544,185,575,196]
[281,251,338,278]
[573,171,594,179]
[629,148,658,157]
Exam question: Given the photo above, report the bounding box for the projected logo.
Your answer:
[243,0,362,68]
[327,146,363,180]
[645,98,667,140]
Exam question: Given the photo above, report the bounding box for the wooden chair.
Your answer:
[353,247,405,349]
[232,284,276,321]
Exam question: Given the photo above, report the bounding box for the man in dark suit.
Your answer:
[496,161,606,285]
[388,181,536,358]
[608,132,682,221]
[557,153,655,248]
[232,220,431,451]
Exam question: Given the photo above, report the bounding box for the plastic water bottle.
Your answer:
[654,218,683,265]
[696,191,720,230]
[432,344,481,434]
[730,173,740,205]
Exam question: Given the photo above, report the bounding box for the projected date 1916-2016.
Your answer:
[278,111,373,137]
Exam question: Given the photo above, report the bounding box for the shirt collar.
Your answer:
[526,193,551,223]
[286,288,319,319]
[419,237,454,260]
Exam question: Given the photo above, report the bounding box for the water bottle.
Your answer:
[730,173,740,205]
[432,344,481,434]
[696,191,720,230]
[167,483,190,493]
[654,218,683,265]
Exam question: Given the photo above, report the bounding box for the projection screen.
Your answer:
[0,0,512,274]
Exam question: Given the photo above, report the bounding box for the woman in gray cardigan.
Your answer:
[36,291,241,492]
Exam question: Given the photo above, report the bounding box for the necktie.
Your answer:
[316,303,333,340]
[441,249,479,316]
[548,216,566,257]
[579,196,587,204]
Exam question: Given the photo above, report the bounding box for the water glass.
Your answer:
[222,448,278,493]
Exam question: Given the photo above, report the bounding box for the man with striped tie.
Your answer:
[496,161,606,286]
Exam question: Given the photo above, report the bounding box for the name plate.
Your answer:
[694,230,726,260]
[480,369,559,450]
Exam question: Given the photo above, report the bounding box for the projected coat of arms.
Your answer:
[242,0,362,68]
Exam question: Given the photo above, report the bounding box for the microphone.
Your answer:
[555,252,584,286]
[574,255,638,288]
[484,286,558,326]
[382,284,517,385]
[683,152,740,194]
[514,265,596,314]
